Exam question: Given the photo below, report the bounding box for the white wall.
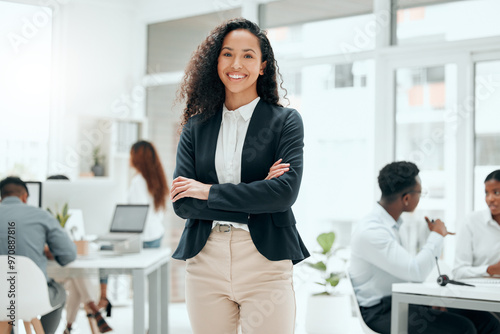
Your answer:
[44,0,273,179]
[0,0,142,233]
[47,0,145,179]
[137,0,243,24]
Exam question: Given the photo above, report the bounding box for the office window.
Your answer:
[395,64,457,254]
[264,2,376,248]
[473,60,500,210]
[259,0,373,29]
[275,60,375,244]
[146,8,241,74]
[396,0,500,45]
[0,2,52,180]
[266,13,376,60]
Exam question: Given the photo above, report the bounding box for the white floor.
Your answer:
[14,299,364,334]
[46,302,364,334]
[16,276,365,334]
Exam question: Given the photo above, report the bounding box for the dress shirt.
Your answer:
[452,209,500,279]
[0,196,76,281]
[128,173,165,242]
[212,96,260,231]
[349,203,443,307]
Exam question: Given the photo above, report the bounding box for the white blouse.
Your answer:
[452,209,500,279]
[212,97,260,232]
[127,173,165,242]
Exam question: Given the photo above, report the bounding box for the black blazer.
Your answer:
[171,100,310,264]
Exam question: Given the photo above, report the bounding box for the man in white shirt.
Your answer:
[349,161,500,334]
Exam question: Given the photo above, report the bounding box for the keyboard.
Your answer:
[461,278,500,285]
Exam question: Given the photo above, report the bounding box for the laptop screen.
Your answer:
[109,204,149,233]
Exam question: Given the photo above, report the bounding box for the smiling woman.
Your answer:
[0,2,52,180]
[171,17,309,334]
[216,29,267,110]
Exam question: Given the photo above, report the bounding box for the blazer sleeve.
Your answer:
[172,118,248,223]
[207,110,304,214]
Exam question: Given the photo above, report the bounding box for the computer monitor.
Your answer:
[43,179,126,235]
[25,181,42,207]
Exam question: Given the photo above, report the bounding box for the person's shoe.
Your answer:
[104,298,112,317]
[63,327,72,334]
[88,312,113,333]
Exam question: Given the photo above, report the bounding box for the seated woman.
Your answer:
[98,140,169,309]
[453,169,500,279]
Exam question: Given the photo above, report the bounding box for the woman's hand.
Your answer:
[265,158,290,180]
[487,261,500,276]
[170,176,212,202]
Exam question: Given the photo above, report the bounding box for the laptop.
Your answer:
[96,204,149,241]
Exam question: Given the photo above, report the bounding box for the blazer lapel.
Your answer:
[197,109,222,184]
[241,100,273,183]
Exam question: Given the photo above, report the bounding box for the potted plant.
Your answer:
[91,146,105,177]
[47,203,71,228]
[305,232,350,334]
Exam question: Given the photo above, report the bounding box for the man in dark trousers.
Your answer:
[349,161,500,334]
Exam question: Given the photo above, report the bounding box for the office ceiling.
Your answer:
[259,0,374,29]
[397,0,462,9]
[259,0,461,28]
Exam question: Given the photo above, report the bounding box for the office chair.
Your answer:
[345,271,381,334]
[0,255,63,334]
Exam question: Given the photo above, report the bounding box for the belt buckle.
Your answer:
[216,224,231,233]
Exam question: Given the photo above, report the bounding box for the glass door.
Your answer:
[394,63,458,257]
[386,52,469,264]
[473,58,500,210]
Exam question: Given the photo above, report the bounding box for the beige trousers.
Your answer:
[185,227,296,334]
[65,277,97,323]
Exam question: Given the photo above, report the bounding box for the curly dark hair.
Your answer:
[378,161,420,201]
[177,17,284,127]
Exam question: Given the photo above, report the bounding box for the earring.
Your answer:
[405,202,408,206]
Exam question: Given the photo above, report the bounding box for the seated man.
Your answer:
[0,177,76,334]
[349,161,500,334]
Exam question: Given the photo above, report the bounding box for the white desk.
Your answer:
[391,282,500,334]
[47,248,171,334]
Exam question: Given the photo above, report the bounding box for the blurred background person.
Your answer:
[453,169,500,279]
[98,140,169,309]
[0,176,77,334]
[350,162,500,334]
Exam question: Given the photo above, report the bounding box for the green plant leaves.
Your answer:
[47,203,71,228]
[312,291,331,296]
[306,261,327,271]
[317,232,335,255]
[62,203,68,217]
[326,273,340,287]
[307,231,341,296]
